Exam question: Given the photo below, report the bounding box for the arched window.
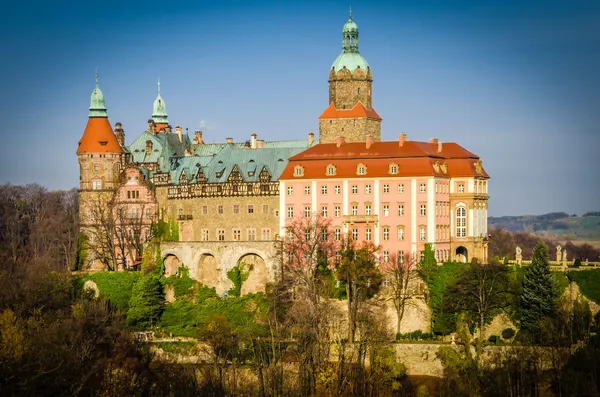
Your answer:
[456,207,466,238]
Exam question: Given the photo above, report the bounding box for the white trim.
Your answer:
[427,178,435,242]
[411,179,417,244]
[450,208,454,237]
[311,181,317,214]
[374,179,380,245]
[468,178,474,194]
[279,181,286,235]
[468,208,474,237]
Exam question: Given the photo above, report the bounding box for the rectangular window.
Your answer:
[397,184,404,194]
[365,204,372,215]
[383,227,390,241]
[262,228,271,241]
[304,186,310,195]
[233,204,240,214]
[202,205,208,215]
[201,229,209,241]
[397,205,404,216]
[334,205,341,217]
[233,229,241,241]
[287,207,293,218]
[304,206,311,217]
[351,205,358,216]
[352,184,358,194]
[146,208,153,219]
[398,250,405,264]
[365,228,372,241]
[321,206,328,217]
[247,229,256,241]
[218,229,225,241]
[217,205,223,214]
[420,226,426,241]
[365,184,372,194]
[334,228,341,241]
[262,204,269,214]
[398,227,405,241]
[352,228,358,240]
[321,185,327,195]
[383,184,389,193]
[383,250,389,263]
[287,186,293,195]
[127,191,131,199]
[383,204,389,217]
[420,183,426,193]
[420,204,426,216]
[321,228,328,241]
[92,180,102,190]
[248,204,254,214]
[94,163,100,171]
[458,183,465,193]
[334,185,341,194]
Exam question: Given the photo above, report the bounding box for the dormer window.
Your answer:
[388,163,399,175]
[326,164,336,176]
[145,140,153,154]
[294,165,304,177]
[356,163,367,175]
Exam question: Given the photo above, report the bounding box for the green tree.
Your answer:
[127,275,165,328]
[520,242,559,334]
[337,240,382,342]
[445,262,516,361]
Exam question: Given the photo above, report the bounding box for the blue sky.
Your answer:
[1,0,598,216]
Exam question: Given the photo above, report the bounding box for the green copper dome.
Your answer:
[152,79,169,124]
[89,73,108,118]
[331,15,370,73]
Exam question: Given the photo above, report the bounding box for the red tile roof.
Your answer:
[318,102,382,121]
[281,140,489,179]
[77,117,123,154]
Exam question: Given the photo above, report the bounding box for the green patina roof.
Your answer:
[331,15,370,73]
[152,79,168,124]
[89,73,108,118]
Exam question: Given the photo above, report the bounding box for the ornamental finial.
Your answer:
[158,77,161,94]
[349,5,352,19]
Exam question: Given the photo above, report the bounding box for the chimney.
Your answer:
[148,119,156,135]
[398,133,407,147]
[193,130,204,144]
[430,137,438,144]
[226,137,233,144]
[185,148,192,157]
[308,132,315,146]
[438,141,443,153]
[257,139,264,148]
[115,122,125,147]
[366,135,373,149]
[176,126,182,143]
[335,136,345,148]
[243,140,251,149]
[251,133,257,149]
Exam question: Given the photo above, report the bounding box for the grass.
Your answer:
[569,269,600,304]
[152,341,197,355]
[81,272,141,312]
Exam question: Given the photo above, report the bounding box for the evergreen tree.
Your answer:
[127,275,166,328]
[520,242,559,332]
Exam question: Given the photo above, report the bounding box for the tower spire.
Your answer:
[152,77,169,125]
[89,72,107,118]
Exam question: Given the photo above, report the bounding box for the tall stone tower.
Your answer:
[77,75,124,268]
[319,13,382,144]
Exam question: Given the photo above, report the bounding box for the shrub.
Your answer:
[503,256,509,265]
[127,275,166,329]
[574,258,582,267]
[501,328,516,339]
[488,335,500,344]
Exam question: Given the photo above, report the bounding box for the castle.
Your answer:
[77,14,489,293]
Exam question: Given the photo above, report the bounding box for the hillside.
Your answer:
[488,212,600,240]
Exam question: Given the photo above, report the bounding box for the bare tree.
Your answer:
[384,253,421,335]
[81,195,118,271]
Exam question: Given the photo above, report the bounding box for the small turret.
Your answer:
[152,78,169,130]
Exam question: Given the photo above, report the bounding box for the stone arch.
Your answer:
[237,252,268,295]
[163,254,182,277]
[456,246,468,263]
[197,253,219,289]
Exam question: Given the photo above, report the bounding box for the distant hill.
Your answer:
[488,212,600,240]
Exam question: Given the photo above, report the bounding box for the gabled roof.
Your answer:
[318,102,382,120]
[77,117,123,154]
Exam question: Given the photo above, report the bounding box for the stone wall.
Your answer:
[319,117,381,144]
[329,78,372,110]
[155,187,280,242]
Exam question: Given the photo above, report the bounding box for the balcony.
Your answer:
[342,214,378,224]
[177,214,193,221]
